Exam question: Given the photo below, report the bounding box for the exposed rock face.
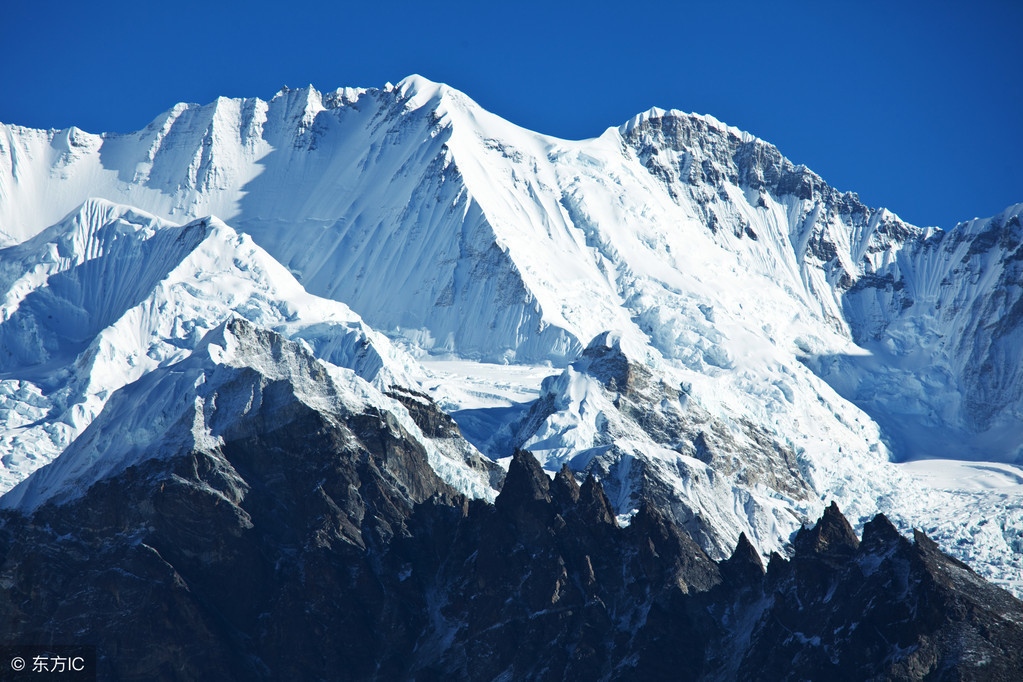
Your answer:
[401,454,723,680]
[2,421,1021,680]
[620,109,923,303]
[0,374,460,679]
[386,384,506,492]
[3,78,1023,593]
[501,332,814,559]
[725,508,1023,681]
[619,111,1023,463]
[834,206,1023,455]
[1,80,1022,677]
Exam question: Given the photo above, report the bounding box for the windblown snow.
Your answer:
[1,75,1020,592]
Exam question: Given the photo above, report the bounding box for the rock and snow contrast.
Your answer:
[0,318,498,512]
[0,73,1021,632]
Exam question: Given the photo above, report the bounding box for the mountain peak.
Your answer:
[618,106,755,144]
[394,74,480,121]
[0,316,416,513]
[396,73,444,97]
[793,501,860,559]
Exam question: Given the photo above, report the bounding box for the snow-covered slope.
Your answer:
[462,331,824,558]
[0,80,579,362]
[0,199,430,493]
[818,203,1023,461]
[1,76,1021,589]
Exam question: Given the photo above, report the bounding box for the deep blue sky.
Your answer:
[4,0,1020,228]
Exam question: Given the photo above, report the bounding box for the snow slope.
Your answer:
[0,80,578,362]
[0,199,428,493]
[818,203,1023,462]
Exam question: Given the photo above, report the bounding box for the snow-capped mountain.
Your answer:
[1,75,1021,592]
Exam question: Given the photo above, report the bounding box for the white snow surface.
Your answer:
[817,203,1023,462]
[418,356,559,412]
[898,458,1023,592]
[1,75,1021,591]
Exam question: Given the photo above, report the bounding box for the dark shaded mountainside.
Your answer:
[1,345,1021,681]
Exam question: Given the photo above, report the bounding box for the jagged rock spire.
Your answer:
[721,532,765,586]
[578,473,617,526]
[551,463,581,507]
[859,512,906,554]
[793,501,860,560]
[495,450,554,539]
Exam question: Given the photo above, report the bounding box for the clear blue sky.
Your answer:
[4,0,1020,228]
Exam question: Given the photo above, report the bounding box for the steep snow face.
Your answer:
[0,91,301,242]
[459,331,912,561]
[0,78,923,375]
[618,112,1023,463]
[0,199,425,494]
[820,204,1023,462]
[618,108,927,315]
[0,79,578,363]
[517,333,820,559]
[1,319,496,512]
[0,78,907,371]
[413,102,930,550]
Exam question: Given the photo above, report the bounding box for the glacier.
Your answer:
[0,75,1021,591]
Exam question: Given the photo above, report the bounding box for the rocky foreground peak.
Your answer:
[2,396,1020,679]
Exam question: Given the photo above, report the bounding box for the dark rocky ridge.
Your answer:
[385,384,506,491]
[728,510,1023,681]
[2,397,1021,680]
[0,390,459,679]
